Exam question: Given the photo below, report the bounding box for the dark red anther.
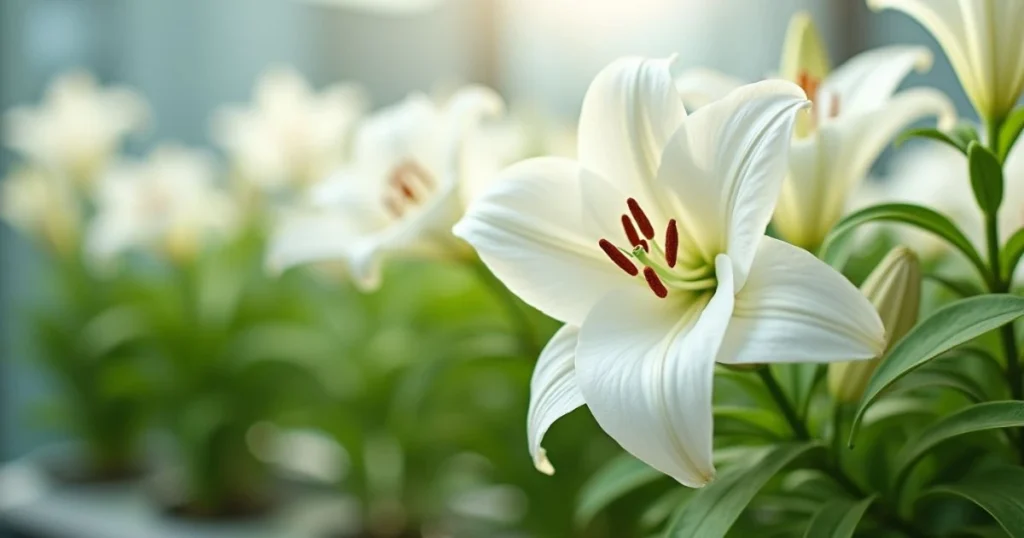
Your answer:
[621,215,641,247]
[643,267,668,298]
[665,219,679,268]
[627,198,655,240]
[638,239,649,253]
[599,239,639,276]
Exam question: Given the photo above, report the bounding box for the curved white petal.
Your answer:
[674,68,746,110]
[527,324,585,475]
[575,255,735,487]
[822,46,934,116]
[453,157,635,326]
[718,237,885,365]
[659,80,808,289]
[266,211,361,274]
[577,56,687,217]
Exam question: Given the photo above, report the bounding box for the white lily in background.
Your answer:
[454,58,885,486]
[1,168,80,256]
[869,0,1024,124]
[675,12,956,252]
[87,145,239,263]
[212,67,367,192]
[266,86,505,290]
[3,71,148,188]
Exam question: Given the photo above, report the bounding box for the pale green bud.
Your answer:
[829,247,921,403]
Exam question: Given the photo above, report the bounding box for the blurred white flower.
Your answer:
[454,58,884,487]
[675,12,956,251]
[212,68,367,191]
[869,0,1024,123]
[87,145,238,263]
[3,71,148,187]
[1,168,80,256]
[266,86,505,289]
[293,0,443,15]
[858,142,1024,262]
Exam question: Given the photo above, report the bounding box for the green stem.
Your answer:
[467,259,540,356]
[757,368,810,440]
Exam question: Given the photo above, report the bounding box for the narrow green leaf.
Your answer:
[665,442,820,538]
[896,127,968,154]
[890,369,987,403]
[897,401,1024,484]
[850,295,1024,445]
[998,106,1024,162]
[950,122,982,150]
[575,452,664,527]
[803,496,876,538]
[820,203,988,282]
[714,406,789,439]
[926,465,1024,538]
[925,273,985,298]
[1002,228,1024,284]
[967,141,1004,214]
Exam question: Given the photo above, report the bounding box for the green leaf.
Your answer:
[998,106,1024,162]
[820,203,988,282]
[890,369,987,403]
[950,122,982,150]
[968,141,1004,214]
[575,452,665,527]
[850,295,1024,445]
[665,442,820,538]
[896,127,969,154]
[896,401,1024,485]
[714,406,789,439]
[926,465,1024,538]
[803,496,876,538]
[1002,228,1024,284]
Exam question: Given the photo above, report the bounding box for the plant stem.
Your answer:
[467,259,540,356]
[757,368,810,440]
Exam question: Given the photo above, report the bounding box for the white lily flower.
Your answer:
[212,67,367,191]
[3,71,147,188]
[454,58,886,487]
[1,167,80,256]
[87,145,238,263]
[869,0,1024,123]
[266,86,505,289]
[675,12,956,252]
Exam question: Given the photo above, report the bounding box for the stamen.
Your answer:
[621,215,642,247]
[830,93,841,118]
[626,198,655,240]
[384,196,404,218]
[638,239,649,253]
[599,239,639,276]
[643,267,668,298]
[665,219,678,268]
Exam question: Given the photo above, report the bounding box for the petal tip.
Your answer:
[534,449,556,476]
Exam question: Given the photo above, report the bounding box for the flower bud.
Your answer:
[828,246,921,403]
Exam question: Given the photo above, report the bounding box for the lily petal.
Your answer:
[454,157,634,326]
[718,236,885,365]
[793,87,955,251]
[822,46,934,116]
[659,80,808,289]
[266,211,362,275]
[575,255,735,487]
[527,324,585,475]
[577,57,687,217]
[674,68,745,110]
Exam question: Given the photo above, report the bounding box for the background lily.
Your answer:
[212,67,367,193]
[267,86,505,290]
[869,0,1024,124]
[454,57,885,487]
[2,71,148,189]
[1,167,81,257]
[674,12,956,252]
[86,145,238,264]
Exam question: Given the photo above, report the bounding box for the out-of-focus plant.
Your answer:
[1,73,152,481]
